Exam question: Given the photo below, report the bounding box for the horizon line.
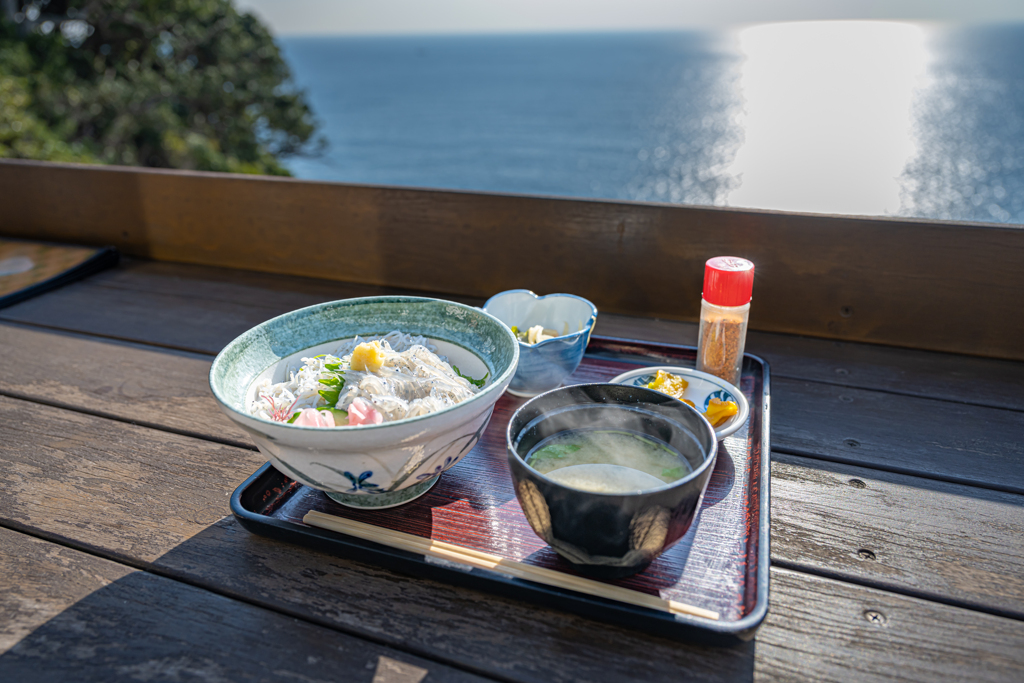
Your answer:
[268,18,1024,39]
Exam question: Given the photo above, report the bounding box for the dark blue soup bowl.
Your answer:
[506,383,718,578]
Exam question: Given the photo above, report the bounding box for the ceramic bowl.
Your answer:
[607,366,749,440]
[210,296,519,509]
[483,289,597,397]
[506,383,718,578]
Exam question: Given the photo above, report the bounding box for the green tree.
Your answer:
[0,0,322,175]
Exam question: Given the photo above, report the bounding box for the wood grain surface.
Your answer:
[3,320,1022,620]
[758,569,1024,683]
[2,394,1023,682]
[0,394,755,682]
[4,258,1024,412]
[771,454,1024,619]
[771,378,1024,493]
[598,314,1024,412]
[4,260,1021,493]
[0,322,251,447]
[0,260,439,354]
[2,160,1023,360]
[2,256,1023,681]
[0,527,486,683]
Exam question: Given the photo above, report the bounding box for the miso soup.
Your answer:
[526,429,692,494]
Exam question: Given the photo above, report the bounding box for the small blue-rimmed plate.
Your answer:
[608,366,749,440]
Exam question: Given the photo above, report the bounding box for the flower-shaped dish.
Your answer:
[483,289,597,397]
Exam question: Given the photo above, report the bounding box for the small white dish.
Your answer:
[607,366,749,440]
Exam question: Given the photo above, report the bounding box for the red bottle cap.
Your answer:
[703,256,754,307]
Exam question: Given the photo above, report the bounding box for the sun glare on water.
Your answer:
[724,21,931,216]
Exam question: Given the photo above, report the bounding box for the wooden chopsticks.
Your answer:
[303,510,720,621]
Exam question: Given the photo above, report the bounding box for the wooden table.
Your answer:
[1,258,1022,682]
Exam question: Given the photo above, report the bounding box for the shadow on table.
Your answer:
[0,566,444,683]
[1,518,757,682]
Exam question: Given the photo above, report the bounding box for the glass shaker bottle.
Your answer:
[696,257,754,387]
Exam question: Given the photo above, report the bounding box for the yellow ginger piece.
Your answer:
[647,369,688,400]
[703,397,739,427]
[350,341,386,372]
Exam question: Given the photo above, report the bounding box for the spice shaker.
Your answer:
[696,257,754,387]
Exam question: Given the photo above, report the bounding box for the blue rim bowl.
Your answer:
[483,289,598,397]
[209,296,519,509]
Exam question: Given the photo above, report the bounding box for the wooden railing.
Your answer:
[2,159,1022,361]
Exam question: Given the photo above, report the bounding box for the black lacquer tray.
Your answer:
[231,336,771,645]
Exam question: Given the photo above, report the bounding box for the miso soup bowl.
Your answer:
[506,383,718,578]
[210,296,519,510]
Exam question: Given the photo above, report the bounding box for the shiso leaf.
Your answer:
[286,412,300,424]
[531,444,581,462]
[318,388,341,406]
[452,365,489,388]
[317,370,345,406]
[661,466,686,480]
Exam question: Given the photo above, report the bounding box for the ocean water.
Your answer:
[279,24,1024,226]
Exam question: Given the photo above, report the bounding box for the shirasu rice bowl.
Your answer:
[209,295,519,508]
[249,331,487,428]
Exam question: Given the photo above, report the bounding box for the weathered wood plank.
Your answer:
[598,314,1024,412]
[0,322,251,447]
[3,395,1024,681]
[2,159,1023,360]
[757,568,1024,682]
[748,334,1024,412]
[771,454,1024,619]
[0,527,488,683]
[6,276,1023,494]
[4,323,1023,620]
[95,261,1024,413]
[0,259,473,354]
[0,394,754,682]
[773,378,1024,493]
[5,259,1024,413]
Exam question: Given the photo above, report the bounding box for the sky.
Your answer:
[235,0,1024,36]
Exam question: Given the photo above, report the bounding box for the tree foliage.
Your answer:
[0,0,322,175]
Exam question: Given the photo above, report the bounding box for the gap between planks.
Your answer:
[6,311,1021,415]
[0,386,256,452]
[770,558,1023,623]
[4,262,1024,415]
[0,317,222,357]
[771,445,1024,498]
[1,367,1018,502]
[0,390,1020,626]
[3,392,1024,681]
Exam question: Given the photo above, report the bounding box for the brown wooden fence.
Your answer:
[2,159,1022,360]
